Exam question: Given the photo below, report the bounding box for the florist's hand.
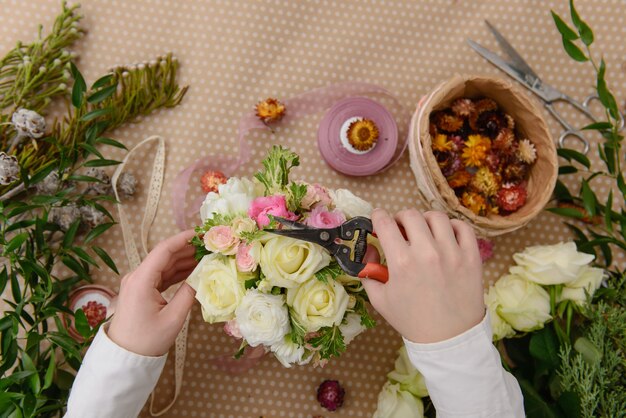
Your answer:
[362,209,484,344]
[108,230,198,356]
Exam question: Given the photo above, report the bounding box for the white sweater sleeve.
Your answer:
[403,313,524,418]
[64,327,167,418]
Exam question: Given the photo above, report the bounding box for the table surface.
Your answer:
[2,1,625,416]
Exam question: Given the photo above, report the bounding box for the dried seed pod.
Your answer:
[50,205,80,231]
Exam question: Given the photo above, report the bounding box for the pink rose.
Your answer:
[313,184,332,208]
[477,238,494,263]
[224,319,242,339]
[236,242,260,272]
[248,195,297,227]
[304,206,346,229]
[300,183,332,210]
[203,225,239,255]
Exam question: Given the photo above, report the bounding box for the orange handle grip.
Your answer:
[357,263,389,283]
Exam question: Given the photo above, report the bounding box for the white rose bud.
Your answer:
[199,177,262,222]
[339,313,366,345]
[231,216,257,239]
[491,274,551,332]
[510,242,594,285]
[329,188,372,218]
[559,266,605,306]
[373,382,424,418]
[186,254,246,323]
[287,278,349,332]
[235,289,290,347]
[484,288,515,341]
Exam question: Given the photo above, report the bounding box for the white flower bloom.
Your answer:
[329,188,372,218]
[200,177,262,222]
[387,346,428,398]
[235,289,290,347]
[260,235,331,288]
[11,108,46,139]
[490,274,551,332]
[484,289,515,341]
[186,254,246,323]
[339,313,366,345]
[373,382,424,418]
[270,336,309,368]
[510,242,594,286]
[0,152,20,185]
[559,266,605,306]
[287,278,349,332]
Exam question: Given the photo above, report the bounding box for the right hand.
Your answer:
[361,209,485,344]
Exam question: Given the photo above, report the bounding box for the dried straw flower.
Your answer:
[432,134,453,153]
[502,161,530,183]
[470,167,501,197]
[432,111,464,132]
[492,128,516,154]
[496,184,527,212]
[0,152,20,185]
[461,135,491,167]
[255,98,286,124]
[461,191,487,216]
[201,170,227,193]
[517,139,537,164]
[347,119,379,151]
[451,98,475,117]
[447,170,472,189]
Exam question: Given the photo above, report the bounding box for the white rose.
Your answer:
[339,313,366,345]
[199,177,262,222]
[186,254,245,323]
[559,266,605,305]
[484,289,515,341]
[329,188,372,218]
[235,289,290,347]
[287,278,349,332]
[511,242,594,285]
[491,274,552,332]
[270,336,310,368]
[373,382,424,418]
[387,346,428,398]
[260,236,331,288]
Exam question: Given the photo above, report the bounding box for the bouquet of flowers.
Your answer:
[187,146,378,367]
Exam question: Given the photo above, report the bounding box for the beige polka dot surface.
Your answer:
[2,1,626,416]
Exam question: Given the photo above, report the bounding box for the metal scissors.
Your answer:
[266,216,389,283]
[467,20,624,155]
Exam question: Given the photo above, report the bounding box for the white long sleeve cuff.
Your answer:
[65,327,167,418]
[403,313,525,418]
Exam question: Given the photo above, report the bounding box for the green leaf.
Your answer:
[95,136,127,150]
[308,326,346,360]
[314,262,343,284]
[62,220,81,249]
[354,298,376,329]
[559,165,578,175]
[84,222,116,244]
[529,327,560,368]
[617,172,626,200]
[42,354,55,390]
[87,84,117,104]
[61,255,89,280]
[74,309,91,338]
[49,333,81,359]
[83,158,121,167]
[518,378,559,418]
[80,107,112,122]
[557,391,581,418]
[596,59,620,120]
[551,11,579,40]
[70,62,86,108]
[244,277,260,289]
[288,312,306,345]
[26,164,56,187]
[92,246,119,274]
[557,148,591,168]
[562,38,588,62]
[4,232,28,254]
[580,180,597,217]
[569,0,593,45]
[91,74,115,89]
[581,121,612,131]
[71,247,99,267]
[604,190,613,232]
[546,207,584,219]
[553,180,573,202]
[66,174,102,183]
[80,142,104,159]
[20,352,40,395]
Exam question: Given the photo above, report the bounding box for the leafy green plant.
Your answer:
[0,3,187,417]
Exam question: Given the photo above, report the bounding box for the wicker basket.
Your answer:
[408,75,558,237]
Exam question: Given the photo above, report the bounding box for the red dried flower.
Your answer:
[485,151,501,173]
[477,238,495,263]
[317,380,345,411]
[201,170,228,193]
[497,184,527,212]
[82,301,107,327]
[492,128,516,154]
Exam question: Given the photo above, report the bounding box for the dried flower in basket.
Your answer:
[255,98,286,124]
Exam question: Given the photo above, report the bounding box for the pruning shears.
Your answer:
[267,216,389,283]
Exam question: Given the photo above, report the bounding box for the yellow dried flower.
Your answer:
[432,134,453,152]
[461,191,487,216]
[347,118,379,151]
[255,98,286,123]
[462,135,491,167]
[517,138,537,164]
[470,167,501,197]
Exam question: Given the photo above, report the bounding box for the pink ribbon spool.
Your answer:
[318,97,398,176]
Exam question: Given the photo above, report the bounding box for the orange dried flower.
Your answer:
[255,98,286,123]
[557,202,602,224]
[474,98,498,113]
[201,170,228,193]
[462,135,491,167]
[432,134,453,152]
[347,119,379,151]
[451,98,475,117]
[447,170,472,188]
[461,191,487,215]
[503,162,530,183]
[433,111,464,132]
[470,167,501,197]
[492,128,515,154]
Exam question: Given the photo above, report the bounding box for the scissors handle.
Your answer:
[357,262,389,283]
[544,103,591,154]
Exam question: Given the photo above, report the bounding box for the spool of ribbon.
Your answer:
[318,97,399,176]
[171,81,410,230]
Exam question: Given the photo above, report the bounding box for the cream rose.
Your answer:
[270,336,310,368]
[491,274,551,332]
[203,225,239,255]
[287,278,349,332]
[231,216,258,239]
[235,289,290,347]
[373,382,424,418]
[339,313,366,345]
[387,347,428,398]
[199,177,262,222]
[186,254,245,323]
[559,266,605,305]
[510,242,595,285]
[484,289,515,341]
[260,236,331,288]
[329,188,372,218]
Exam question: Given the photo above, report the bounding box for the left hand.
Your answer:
[108,230,198,356]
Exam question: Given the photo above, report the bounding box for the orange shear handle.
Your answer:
[357,263,389,283]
